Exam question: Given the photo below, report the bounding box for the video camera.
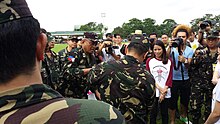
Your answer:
[148,38,155,43]
[198,49,207,55]
[102,39,119,54]
[105,44,119,54]
[172,37,183,47]
[200,20,212,30]
[195,47,209,56]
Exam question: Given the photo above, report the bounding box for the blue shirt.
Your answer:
[171,46,193,80]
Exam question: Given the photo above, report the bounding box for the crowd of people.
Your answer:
[0,0,220,124]
[40,23,220,124]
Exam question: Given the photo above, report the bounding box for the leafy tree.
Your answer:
[122,18,144,38]
[109,14,220,39]
[79,22,106,38]
[159,19,177,37]
[142,18,157,36]
[79,22,97,31]
[112,26,124,37]
[213,15,220,30]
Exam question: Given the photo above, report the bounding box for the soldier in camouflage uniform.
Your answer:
[0,1,125,123]
[58,37,79,68]
[87,35,156,124]
[189,31,219,124]
[60,34,97,99]
[41,34,61,90]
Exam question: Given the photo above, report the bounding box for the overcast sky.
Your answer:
[26,0,220,32]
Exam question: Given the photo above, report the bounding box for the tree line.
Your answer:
[77,14,220,39]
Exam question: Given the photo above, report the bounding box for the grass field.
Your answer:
[52,42,129,53]
[52,44,67,53]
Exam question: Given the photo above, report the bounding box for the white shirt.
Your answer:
[102,45,124,61]
[215,62,220,77]
[147,58,172,98]
[114,45,124,59]
[189,39,200,52]
[102,48,115,62]
[212,80,220,124]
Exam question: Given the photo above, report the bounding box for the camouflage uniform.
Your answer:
[189,46,217,122]
[41,50,61,90]
[0,84,125,124]
[58,47,78,68]
[87,55,156,124]
[60,48,97,98]
[0,0,125,123]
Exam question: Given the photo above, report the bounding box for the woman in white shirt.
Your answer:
[146,40,173,124]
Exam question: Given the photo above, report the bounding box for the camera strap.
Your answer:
[172,51,181,70]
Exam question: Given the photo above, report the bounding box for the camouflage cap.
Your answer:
[207,30,220,39]
[84,32,98,40]
[47,35,55,42]
[0,0,32,24]
[131,34,145,43]
[84,32,98,45]
[68,36,79,42]
[130,34,149,50]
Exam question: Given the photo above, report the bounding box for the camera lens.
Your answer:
[200,21,209,30]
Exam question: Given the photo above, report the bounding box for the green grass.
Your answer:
[52,44,67,53]
[51,43,129,53]
[155,100,205,124]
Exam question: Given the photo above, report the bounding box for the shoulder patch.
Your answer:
[68,56,75,62]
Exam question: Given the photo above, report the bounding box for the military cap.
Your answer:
[84,32,98,40]
[0,0,33,24]
[130,34,149,50]
[84,32,98,45]
[207,30,220,39]
[131,34,145,43]
[47,34,55,42]
[68,36,79,42]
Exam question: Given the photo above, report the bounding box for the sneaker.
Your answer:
[180,116,192,124]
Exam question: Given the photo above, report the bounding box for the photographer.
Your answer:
[198,20,212,46]
[97,39,120,61]
[167,24,194,124]
[189,30,219,124]
[161,33,170,50]
[148,32,158,51]
[113,33,125,58]
[105,33,113,40]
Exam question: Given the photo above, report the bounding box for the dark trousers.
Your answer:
[190,80,214,123]
[150,97,169,124]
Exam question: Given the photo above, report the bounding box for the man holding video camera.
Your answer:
[167,24,194,124]
[198,20,212,45]
[97,38,120,62]
[189,30,219,124]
